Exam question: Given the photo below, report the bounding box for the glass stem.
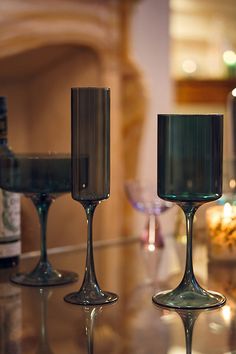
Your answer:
[82,201,99,285]
[31,194,53,264]
[179,203,200,289]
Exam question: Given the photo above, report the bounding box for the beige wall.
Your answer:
[0,0,169,253]
[0,45,115,251]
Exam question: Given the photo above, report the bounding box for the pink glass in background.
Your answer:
[125,180,172,251]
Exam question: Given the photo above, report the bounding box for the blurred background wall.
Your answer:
[0,0,235,252]
[0,0,149,251]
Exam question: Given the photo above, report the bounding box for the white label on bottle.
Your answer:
[0,190,21,238]
[0,240,21,258]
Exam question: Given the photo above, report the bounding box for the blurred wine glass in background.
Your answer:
[125,180,173,286]
[125,180,172,250]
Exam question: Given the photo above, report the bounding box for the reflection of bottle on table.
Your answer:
[0,97,21,268]
[0,267,21,353]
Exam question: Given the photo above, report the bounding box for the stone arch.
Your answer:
[0,0,146,250]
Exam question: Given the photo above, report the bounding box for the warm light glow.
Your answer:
[147,244,156,252]
[229,178,236,189]
[232,88,236,97]
[210,209,222,228]
[182,59,197,74]
[222,305,231,325]
[207,204,236,259]
[223,50,236,66]
[168,347,186,354]
[223,202,232,223]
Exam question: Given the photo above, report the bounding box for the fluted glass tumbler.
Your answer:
[64,87,118,305]
[152,114,226,309]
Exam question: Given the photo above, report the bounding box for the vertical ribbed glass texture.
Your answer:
[158,114,223,202]
[65,87,118,305]
[153,114,226,309]
[71,87,110,201]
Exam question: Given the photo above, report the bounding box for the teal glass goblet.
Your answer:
[64,87,118,305]
[152,114,226,309]
[0,153,78,286]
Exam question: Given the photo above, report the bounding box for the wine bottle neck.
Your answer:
[0,138,7,146]
[0,97,9,149]
[0,111,8,147]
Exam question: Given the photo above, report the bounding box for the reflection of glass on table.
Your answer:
[0,153,78,286]
[0,238,232,354]
[84,306,102,354]
[35,288,54,354]
[156,307,217,354]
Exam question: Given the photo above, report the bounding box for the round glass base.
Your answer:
[152,289,226,310]
[10,269,78,287]
[64,289,118,306]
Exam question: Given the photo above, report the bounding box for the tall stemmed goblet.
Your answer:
[152,114,226,309]
[64,87,118,305]
[0,153,78,286]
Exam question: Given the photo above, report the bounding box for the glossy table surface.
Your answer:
[1,236,236,354]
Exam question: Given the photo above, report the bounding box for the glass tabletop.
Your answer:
[0,237,235,354]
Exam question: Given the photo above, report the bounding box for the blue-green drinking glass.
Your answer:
[152,114,226,309]
[0,153,78,286]
[64,87,118,306]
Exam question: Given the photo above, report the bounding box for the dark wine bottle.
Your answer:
[0,97,21,268]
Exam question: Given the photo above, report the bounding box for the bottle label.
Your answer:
[0,240,21,258]
[0,190,21,239]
